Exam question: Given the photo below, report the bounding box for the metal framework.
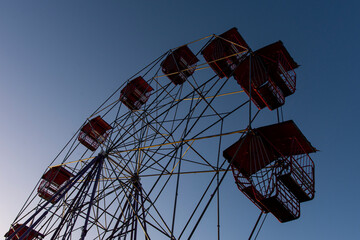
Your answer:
[5,28,313,240]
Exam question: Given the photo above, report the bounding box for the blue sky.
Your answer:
[0,1,359,239]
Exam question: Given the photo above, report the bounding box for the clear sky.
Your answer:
[0,0,359,239]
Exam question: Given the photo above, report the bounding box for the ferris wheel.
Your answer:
[5,27,316,240]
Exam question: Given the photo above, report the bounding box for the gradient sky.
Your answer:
[0,1,359,239]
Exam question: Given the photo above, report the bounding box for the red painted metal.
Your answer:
[161,45,199,85]
[38,181,60,203]
[232,56,267,109]
[277,150,315,202]
[5,224,44,240]
[120,76,153,110]
[230,166,269,213]
[38,166,73,203]
[41,166,73,186]
[261,181,300,222]
[233,55,285,110]
[257,120,317,155]
[233,41,298,110]
[78,116,112,151]
[255,41,298,97]
[224,121,316,222]
[257,121,316,202]
[224,133,278,177]
[202,27,249,78]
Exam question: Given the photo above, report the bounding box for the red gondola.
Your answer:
[78,116,112,151]
[5,224,44,240]
[202,28,249,78]
[257,120,316,202]
[161,45,199,85]
[233,41,298,110]
[38,166,73,203]
[255,41,298,97]
[120,77,153,110]
[224,120,316,222]
[233,55,285,110]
